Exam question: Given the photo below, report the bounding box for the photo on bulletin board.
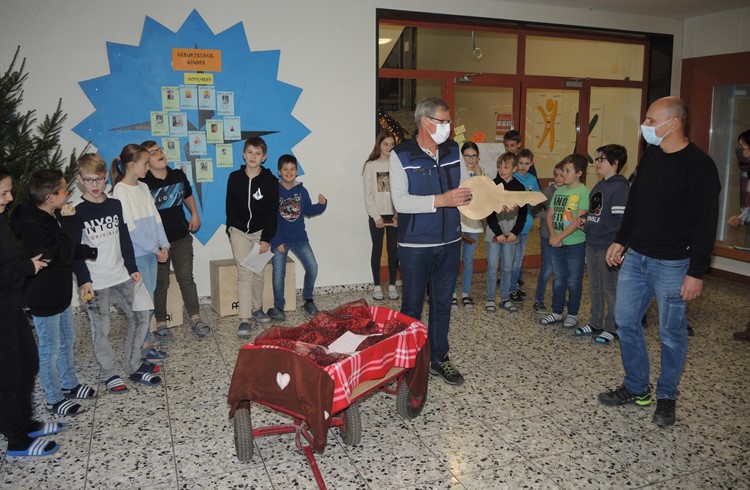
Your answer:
[161,137,181,162]
[206,119,224,144]
[161,86,180,111]
[169,112,188,137]
[217,91,234,115]
[189,130,207,156]
[150,111,169,136]
[224,116,241,140]
[195,158,214,182]
[198,86,216,110]
[216,143,233,167]
[179,84,198,110]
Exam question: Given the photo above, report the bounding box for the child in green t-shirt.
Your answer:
[540,154,590,329]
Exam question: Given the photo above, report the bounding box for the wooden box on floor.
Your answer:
[150,272,184,328]
[210,258,296,317]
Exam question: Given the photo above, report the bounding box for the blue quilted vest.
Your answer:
[393,137,462,245]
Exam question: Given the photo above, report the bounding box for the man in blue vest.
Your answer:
[389,97,472,386]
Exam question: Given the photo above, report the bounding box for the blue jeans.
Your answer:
[616,250,689,400]
[33,306,79,405]
[399,241,460,365]
[136,253,157,344]
[273,240,318,309]
[460,232,479,296]
[549,242,586,315]
[510,232,529,292]
[534,237,553,303]
[486,240,517,302]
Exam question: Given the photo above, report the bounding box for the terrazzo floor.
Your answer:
[1,269,749,489]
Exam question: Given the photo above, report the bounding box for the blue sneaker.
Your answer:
[267,307,286,321]
[237,321,252,338]
[251,309,271,325]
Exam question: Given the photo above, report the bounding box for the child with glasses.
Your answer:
[73,153,160,394]
[575,144,629,344]
[452,141,483,310]
[13,169,96,416]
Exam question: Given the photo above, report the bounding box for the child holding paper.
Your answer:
[226,137,279,337]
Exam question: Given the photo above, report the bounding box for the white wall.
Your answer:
[683,7,750,59]
[0,0,685,295]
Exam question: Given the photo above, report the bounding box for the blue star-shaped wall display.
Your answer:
[73,10,310,244]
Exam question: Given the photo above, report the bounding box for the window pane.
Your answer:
[525,36,644,81]
[378,78,442,140]
[454,86,514,152]
[416,28,516,73]
[586,87,643,183]
[710,84,750,246]
[524,89,580,177]
[379,24,517,74]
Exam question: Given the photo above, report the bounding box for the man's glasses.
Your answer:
[81,177,106,185]
[427,116,451,125]
[594,156,608,163]
[148,147,164,155]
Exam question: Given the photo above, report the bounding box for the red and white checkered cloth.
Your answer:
[240,306,427,414]
[325,306,427,413]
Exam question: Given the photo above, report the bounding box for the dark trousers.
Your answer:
[368,216,398,286]
[0,310,39,445]
[155,234,200,322]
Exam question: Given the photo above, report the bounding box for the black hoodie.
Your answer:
[13,200,77,316]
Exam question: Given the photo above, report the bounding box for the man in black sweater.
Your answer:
[597,96,720,427]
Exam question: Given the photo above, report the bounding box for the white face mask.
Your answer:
[430,121,451,145]
[640,119,672,146]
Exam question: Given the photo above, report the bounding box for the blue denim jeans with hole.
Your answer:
[33,306,79,405]
[550,241,586,315]
[272,240,318,309]
[398,241,460,365]
[615,250,689,400]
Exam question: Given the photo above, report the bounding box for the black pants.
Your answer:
[0,310,39,446]
[368,216,398,286]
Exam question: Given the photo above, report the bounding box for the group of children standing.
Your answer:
[1,135,329,457]
[450,131,630,345]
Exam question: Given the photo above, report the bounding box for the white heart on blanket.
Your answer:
[276,372,291,390]
[324,411,329,420]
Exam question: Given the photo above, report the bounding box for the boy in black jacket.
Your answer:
[226,136,279,337]
[14,169,96,416]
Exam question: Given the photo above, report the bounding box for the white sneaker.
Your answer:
[373,286,384,300]
[388,285,399,300]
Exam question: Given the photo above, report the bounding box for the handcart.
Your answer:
[227,301,429,490]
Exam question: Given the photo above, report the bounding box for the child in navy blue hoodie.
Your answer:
[267,155,327,321]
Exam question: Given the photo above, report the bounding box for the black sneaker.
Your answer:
[509,291,523,302]
[518,288,527,297]
[598,385,652,407]
[653,399,676,426]
[533,301,546,312]
[429,356,464,386]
